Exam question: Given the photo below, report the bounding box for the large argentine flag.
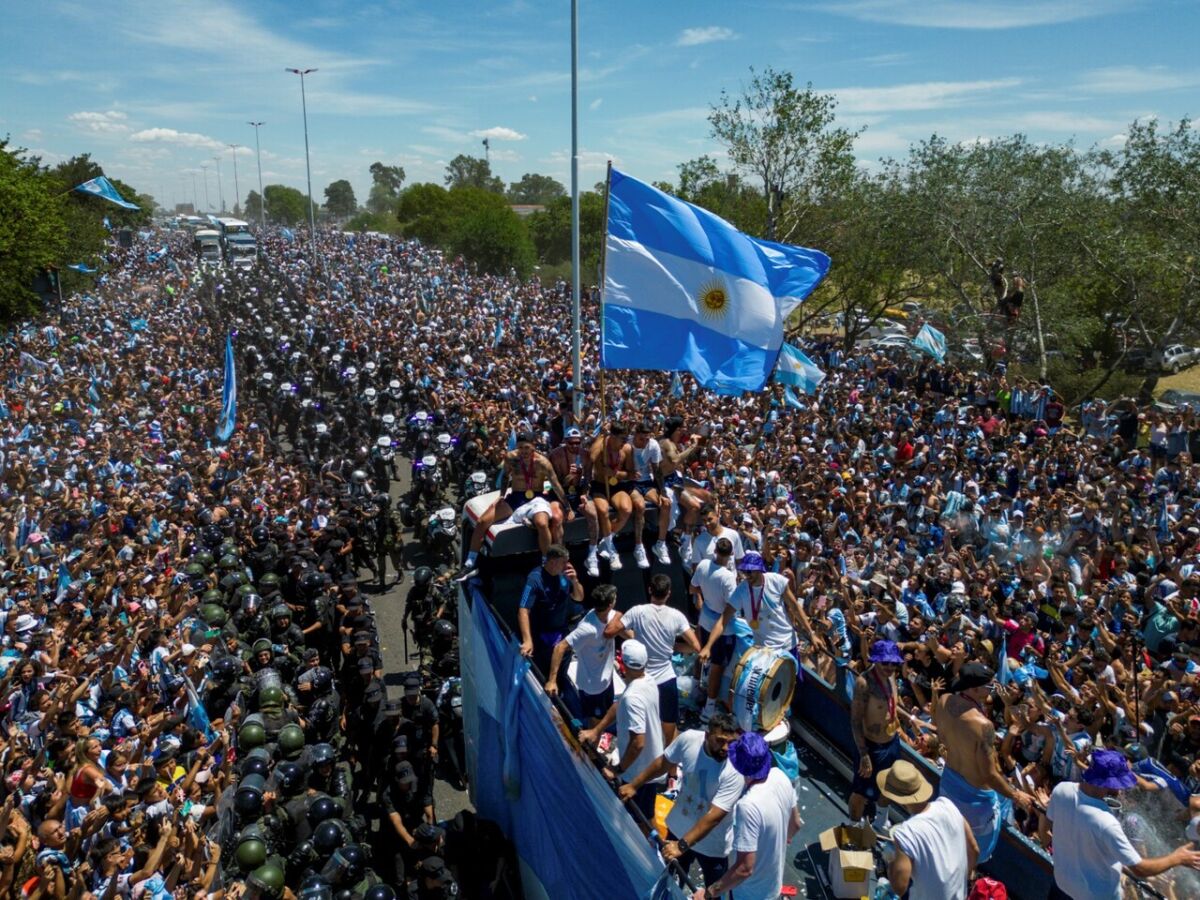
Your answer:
[73,176,140,210]
[214,334,237,442]
[602,169,830,395]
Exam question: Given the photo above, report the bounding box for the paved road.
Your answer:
[371,455,473,824]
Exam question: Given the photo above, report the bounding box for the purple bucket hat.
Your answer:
[869,640,904,665]
[1082,749,1137,790]
[728,733,773,780]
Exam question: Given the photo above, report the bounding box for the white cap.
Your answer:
[622,640,648,670]
[181,643,196,657]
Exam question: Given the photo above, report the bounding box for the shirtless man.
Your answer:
[933,662,1035,863]
[588,421,637,571]
[548,426,601,576]
[463,431,571,570]
[850,640,905,834]
[659,416,713,565]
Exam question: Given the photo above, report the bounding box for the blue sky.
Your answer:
[3,0,1197,212]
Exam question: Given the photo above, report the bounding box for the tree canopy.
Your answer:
[263,184,311,226]
[323,179,357,218]
[507,173,566,205]
[444,155,503,193]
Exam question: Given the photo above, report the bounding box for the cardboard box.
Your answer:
[818,825,877,899]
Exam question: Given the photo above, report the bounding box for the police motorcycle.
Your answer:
[369,436,396,486]
[421,506,458,568]
[404,410,434,456]
[399,454,444,530]
[434,432,456,484]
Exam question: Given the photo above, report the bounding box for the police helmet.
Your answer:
[312,819,345,855]
[306,795,341,827]
[413,566,434,588]
[258,683,285,706]
[277,723,305,758]
[247,864,286,899]
[309,743,336,766]
[238,721,267,750]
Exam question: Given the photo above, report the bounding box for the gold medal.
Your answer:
[608,476,618,486]
[525,490,534,499]
[750,618,759,629]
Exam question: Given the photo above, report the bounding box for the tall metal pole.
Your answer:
[570,0,582,419]
[248,122,266,229]
[212,155,225,213]
[191,172,198,212]
[200,164,211,211]
[227,145,241,216]
[286,68,319,249]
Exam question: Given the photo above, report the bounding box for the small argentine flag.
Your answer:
[73,176,140,210]
[601,168,829,395]
[774,343,825,395]
[911,323,947,363]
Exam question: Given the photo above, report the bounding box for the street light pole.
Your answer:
[200,164,211,211]
[570,0,582,418]
[285,67,319,248]
[212,156,225,213]
[248,121,266,229]
[191,172,198,212]
[227,145,241,216]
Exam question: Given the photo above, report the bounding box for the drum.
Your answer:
[728,646,797,734]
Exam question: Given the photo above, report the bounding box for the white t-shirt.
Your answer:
[729,572,796,651]
[663,730,745,858]
[890,797,970,900]
[731,768,797,899]
[1046,782,1141,900]
[632,438,662,483]
[564,609,616,695]
[623,603,691,685]
[691,559,737,631]
[693,527,745,571]
[617,676,665,784]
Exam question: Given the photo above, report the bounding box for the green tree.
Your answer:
[367,162,406,215]
[395,183,455,246]
[709,66,859,243]
[448,188,536,278]
[507,173,566,205]
[323,179,357,218]
[244,190,263,222]
[526,192,606,274]
[0,142,67,319]
[444,154,503,193]
[263,184,310,226]
[673,155,768,235]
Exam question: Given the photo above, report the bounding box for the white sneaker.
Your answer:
[634,543,650,569]
[596,538,613,560]
[652,540,671,565]
[585,547,600,577]
[607,539,623,571]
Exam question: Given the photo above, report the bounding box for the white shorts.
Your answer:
[511,497,553,527]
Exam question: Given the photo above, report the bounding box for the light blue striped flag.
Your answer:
[774,343,825,394]
[146,246,168,264]
[601,168,830,395]
[493,320,504,349]
[670,372,684,398]
[73,176,140,210]
[998,635,1010,686]
[215,334,237,442]
[783,384,805,409]
[68,263,97,274]
[911,323,947,363]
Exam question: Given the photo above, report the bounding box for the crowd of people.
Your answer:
[6,217,1200,900]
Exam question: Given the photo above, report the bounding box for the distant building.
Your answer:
[509,204,545,218]
[175,203,196,215]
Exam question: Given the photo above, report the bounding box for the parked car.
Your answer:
[1158,389,1200,412]
[870,335,912,352]
[1159,344,1200,373]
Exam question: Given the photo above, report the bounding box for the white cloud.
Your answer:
[21,128,43,142]
[676,26,737,47]
[832,78,1021,113]
[472,126,527,142]
[68,110,130,135]
[129,127,225,152]
[1010,111,1124,133]
[488,148,521,163]
[589,98,603,111]
[1076,65,1200,95]
[822,1,1132,30]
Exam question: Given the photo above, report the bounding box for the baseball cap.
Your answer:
[622,640,648,670]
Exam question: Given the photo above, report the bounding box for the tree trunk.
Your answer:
[1029,284,1048,382]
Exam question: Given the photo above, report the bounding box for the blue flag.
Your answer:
[601,168,830,395]
[998,635,1010,687]
[506,427,518,451]
[129,318,148,332]
[493,320,504,349]
[73,176,140,210]
[146,246,168,264]
[55,562,72,603]
[88,379,101,404]
[783,384,805,409]
[102,216,112,230]
[911,323,947,363]
[215,333,237,442]
[280,227,295,242]
[185,681,216,742]
[774,343,826,394]
[68,263,97,274]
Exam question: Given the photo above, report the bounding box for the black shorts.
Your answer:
[503,489,548,513]
[577,683,614,720]
[697,625,735,667]
[851,735,901,799]
[633,482,656,497]
[657,678,680,724]
[590,480,635,497]
[663,472,684,489]
[564,493,589,514]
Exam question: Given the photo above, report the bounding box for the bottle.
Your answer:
[873,877,898,900]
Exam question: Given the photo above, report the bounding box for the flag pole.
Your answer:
[569,0,582,422]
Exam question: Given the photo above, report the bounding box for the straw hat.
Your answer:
[876,761,933,805]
